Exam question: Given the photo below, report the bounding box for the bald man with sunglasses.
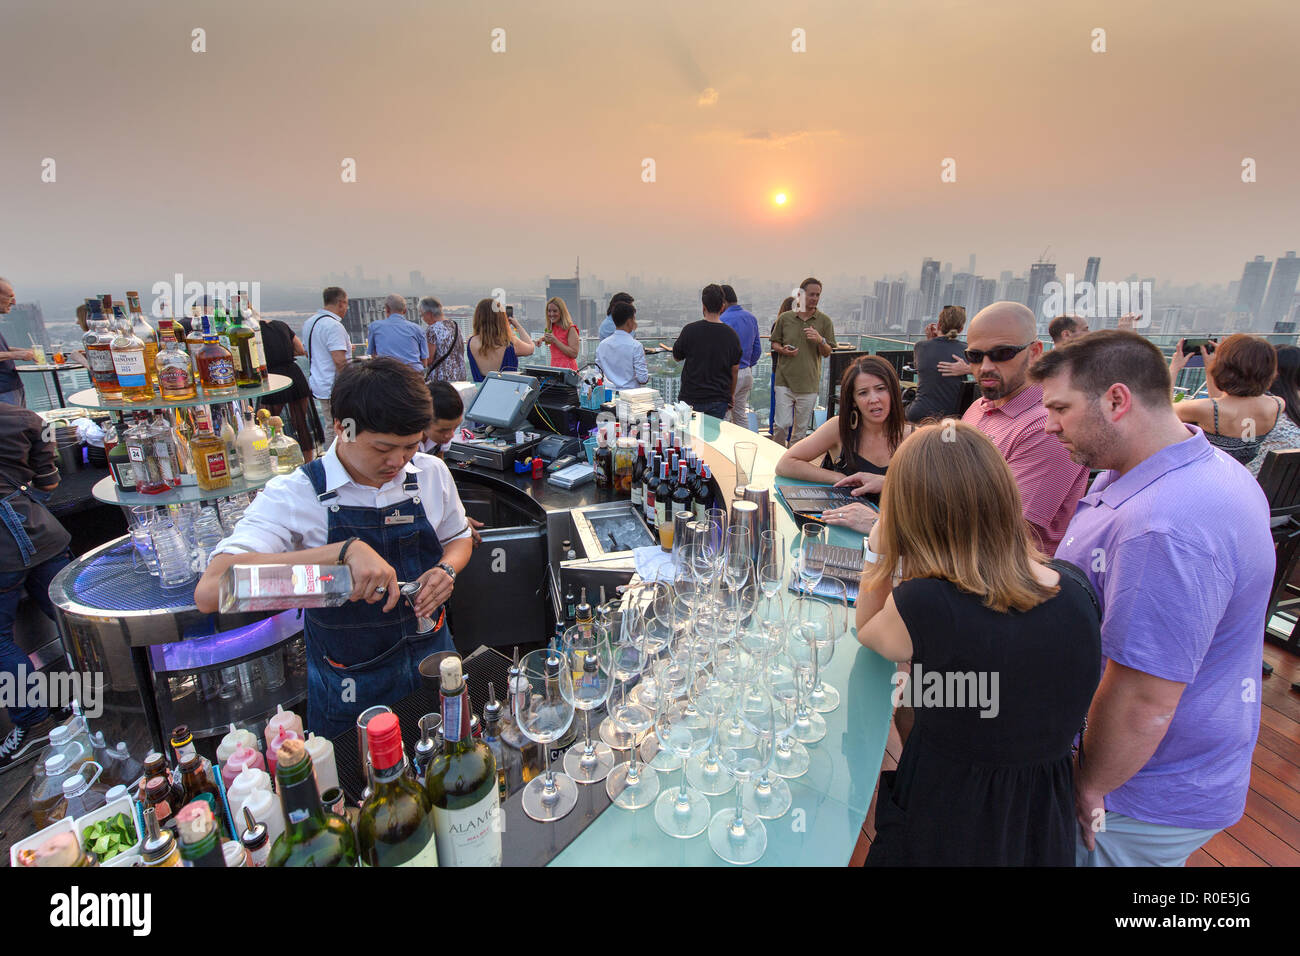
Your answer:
[959,302,1089,555]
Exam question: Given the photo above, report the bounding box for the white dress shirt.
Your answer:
[213,443,471,557]
[595,329,649,390]
[303,310,353,399]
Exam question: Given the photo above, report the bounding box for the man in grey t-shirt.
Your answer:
[302,286,353,447]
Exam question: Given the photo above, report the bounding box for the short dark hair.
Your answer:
[323,286,347,307]
[721,285,738,305]
[331,356,432,435]
[1047,314,1081,344]
[701,284,725,314]
[799,277,822,291]
[606,292,634,316]
[428,380,464,421]
[1212,334,1277,397]
[611,301,636,328]
[1029,330,1171,408]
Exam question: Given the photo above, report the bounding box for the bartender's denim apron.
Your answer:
[302,459,454,740]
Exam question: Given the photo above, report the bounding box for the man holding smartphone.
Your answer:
[770,277,836,445]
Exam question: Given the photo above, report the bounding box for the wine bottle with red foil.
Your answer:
[356,712,439,867]
[267,738,357,867]
[423,656,502,867]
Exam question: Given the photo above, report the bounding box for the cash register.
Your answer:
[444,372,545,471]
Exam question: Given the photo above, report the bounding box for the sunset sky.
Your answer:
[1,0,1296,288]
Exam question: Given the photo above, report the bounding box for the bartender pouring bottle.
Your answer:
[195,358,472,739]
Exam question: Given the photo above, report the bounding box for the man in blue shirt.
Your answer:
[366,294,428,374]
[598,292,635,342]
[720,285,761,428]
[595,301,649,390]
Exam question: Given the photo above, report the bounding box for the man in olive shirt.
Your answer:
[770,277,836,445]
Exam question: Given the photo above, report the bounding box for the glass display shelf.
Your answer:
[66,373,291,411]
[92,471,279,507]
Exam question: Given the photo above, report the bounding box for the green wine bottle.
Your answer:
[267,739,357,867]
[356,713,439,867]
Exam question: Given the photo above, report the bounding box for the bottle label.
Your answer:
[631,483,643,506]
[432,788,502,867]
[128,445,145,463]
[288,565,325,596]
[204,450,228,478]
[88,348,116,372]
[154,445,176,483]
[693,501,707,524]
[206,359,236,387]
[112,350,147,387]
[230,345,244,372]
[656,500,667,528]
[159,365,191,392]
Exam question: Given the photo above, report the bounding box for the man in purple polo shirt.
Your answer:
[1031,331,1273,866]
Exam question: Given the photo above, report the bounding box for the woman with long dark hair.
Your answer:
[775,355,910,533]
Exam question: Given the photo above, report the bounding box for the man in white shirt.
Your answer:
[303,286,353,448]
[594,301,649,390]
[195,358,473,739]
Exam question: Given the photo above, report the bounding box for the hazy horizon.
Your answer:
[2,0,1297,290]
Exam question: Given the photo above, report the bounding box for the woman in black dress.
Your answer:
[256,315,318,463]
[855,421,1100,866]
[775,355,910,533]
[907,304,969,423]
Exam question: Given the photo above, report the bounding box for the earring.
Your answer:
[849,409,859,430]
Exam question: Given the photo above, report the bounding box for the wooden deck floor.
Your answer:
[850,642,1300,867]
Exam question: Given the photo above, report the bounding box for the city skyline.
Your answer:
[1,0,1297,290]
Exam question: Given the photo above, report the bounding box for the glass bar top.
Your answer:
[92,472,278,507]
[66,372,292,411]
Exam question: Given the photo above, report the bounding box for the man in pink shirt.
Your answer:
[960,302,1088,555]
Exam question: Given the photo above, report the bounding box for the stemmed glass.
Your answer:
[796,522,826,595]
[758,530,785,597]
[562,628,615,784]
[685,655,738,797]
[517,650,579,822]
[767,648,811,779]
[714,581,759,750]
[653,675,716,838]
[641,656,686,772]
[807,577,846,713]
[709,679,776,864]
[605,620,659,808]
[789,597,829,745]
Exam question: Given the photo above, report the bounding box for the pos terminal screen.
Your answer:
[466,375,531,429]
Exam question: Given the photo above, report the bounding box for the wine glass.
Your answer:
[517,650,578,822]
[807,578,846,713]
[709,680,774,864]
[767,649,811,779]
[796,522,826,594]
[604,631,659,809]
[641,656,686,773]
[743,676,796,821]
[685,658,738,798]
[653,676,716,838]
[562,627,615,784]
[714,581,759,750]
[789,608,828,746]
[757,530,785,599]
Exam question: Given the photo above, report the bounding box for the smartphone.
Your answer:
[1182,338,1214,368]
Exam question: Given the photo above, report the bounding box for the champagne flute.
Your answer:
[605,624,659,808]
[758,530,785,599]
[517,650,578,822]
[808,577,847,713]
[653,680,715,838]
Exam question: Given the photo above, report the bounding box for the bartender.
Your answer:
[195,357,473,739]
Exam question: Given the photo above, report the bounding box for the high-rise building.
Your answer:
[409,270,425,289]
[974,278,998,315]
[902,289,921,327]
[940,262,952,293]
[997,270,1013,300]
[1027,262,1057,325]
[968,254,977,275]
[950,273,977,316]
[1260,252,1300,331]
[1005,277,1029,305]
[1083,257,1100,290]
[345,296,421,345]
[1234,255,1273,320]
[1,302,49,351]
[919,258,941,322]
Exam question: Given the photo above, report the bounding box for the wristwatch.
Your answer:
[436,562,457,582]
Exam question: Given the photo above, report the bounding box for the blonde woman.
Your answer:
[466,298,535,382]
[541,297,579,371]
[854,421,1100,866]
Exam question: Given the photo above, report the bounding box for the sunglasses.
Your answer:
[964,342,1034,364]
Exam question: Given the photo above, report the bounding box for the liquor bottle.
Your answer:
[175,800,227,867]
[110,307,153,402]
[185,305,207,363]
[643,453,657,528]
[564,580,576,624]
[232,297,268,382]
[139,807,183,867]
[268,738,357,867]
[237,409,273,480]
[83,298,121,401]
[655,460,672,533]
[423,656,502,867]
[672,462,693,531]
[148,414,183,488]
[125,413,167,494]
[481,684,509,804]
[155,319,197,401]
[266,416,305,474]
[218,408,243,479]
[125,291,160,389]
[213,299,229,341]
[189,410,231,491]
[219,563,353,612]
[575,587,594,643]
[107,418,136,491]
[240,806,271,867]
[195,328,238,397]
[225,307,264,388]
[593,427,612,490]
[631,440,646,509]
[411,716,439,787]
[355,712,438,867]
[499,653,540,794]
[238,294,269,378]
[694,462,713,523]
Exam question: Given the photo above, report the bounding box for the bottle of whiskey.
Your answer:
[225,308,264,388]
[195,327,238,397]
[185,304,206,363]
[83,298,121,401]
[155,319,197,401]
[233,296,268,380]
[110,307,153,403]
[125,291,160,390]
[189,410,231,491]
